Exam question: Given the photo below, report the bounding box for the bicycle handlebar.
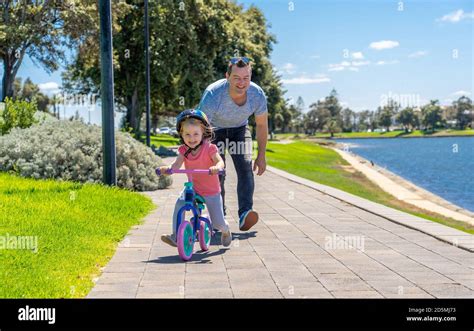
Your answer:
[155,168,225,176]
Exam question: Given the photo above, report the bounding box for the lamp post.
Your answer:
[99,0,116,185]
[145,0,151,146]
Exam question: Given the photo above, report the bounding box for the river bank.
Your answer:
[331,146,474,226]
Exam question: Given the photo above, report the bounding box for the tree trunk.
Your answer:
[125,88,140,136]
[1,57,13,101]
[151,112,159,135]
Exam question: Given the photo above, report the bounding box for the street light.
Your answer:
[145,0,151,147]
[99,0,116,185]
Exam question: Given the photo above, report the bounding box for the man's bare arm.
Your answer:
[254,113,268,175]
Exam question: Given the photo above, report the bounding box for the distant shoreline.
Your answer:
[329,134,474,139]
[331,145,474,226]
[299,129,474,140]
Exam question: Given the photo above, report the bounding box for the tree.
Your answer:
[341,108,354,132]
[421,100,443,132]
[397,107,416,133]
[323,118,341,138]
[50,93,62,119]
[0,0,99,101]
[453,96,473,130]
[305,101,330,134]
[377,99,399,132]
[63,0,283,138]
[13,77,50,112]
[357,110,370,132]
[260,67,286,138]
[296,96,305,113]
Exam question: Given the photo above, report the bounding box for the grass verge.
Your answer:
[0,173,154,298]
[150,134,180,147]
[264,140,474,235]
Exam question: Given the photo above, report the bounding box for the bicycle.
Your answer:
[155,168,225,261]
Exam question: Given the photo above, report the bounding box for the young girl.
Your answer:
[159,109,232,247]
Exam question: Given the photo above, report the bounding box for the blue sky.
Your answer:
[4,0,473,123]
[237,0,473,111]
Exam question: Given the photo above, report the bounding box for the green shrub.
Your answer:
[0,120,172,191]
[0,97,39,135]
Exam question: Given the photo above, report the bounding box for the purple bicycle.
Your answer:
[155,168,225,261]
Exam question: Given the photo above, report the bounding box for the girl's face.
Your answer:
[181,122,204,148]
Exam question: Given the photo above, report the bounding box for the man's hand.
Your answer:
[253,155,266,176]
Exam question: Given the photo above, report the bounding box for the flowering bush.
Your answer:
[0,120,172,191]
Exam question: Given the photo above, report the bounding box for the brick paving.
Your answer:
[87,158,474,298]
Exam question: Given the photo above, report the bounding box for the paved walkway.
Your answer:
[87,158,474,298]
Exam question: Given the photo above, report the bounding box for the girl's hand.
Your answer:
[209,166,221,175]
[159,166,171,176]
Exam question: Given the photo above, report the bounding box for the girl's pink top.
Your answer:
[178,140,221,196]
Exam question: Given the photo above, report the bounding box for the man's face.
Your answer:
[226,65,251,96]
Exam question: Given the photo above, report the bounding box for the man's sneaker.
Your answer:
[221,230,232,247]
[239,210,259,231]
[161,234,177,247]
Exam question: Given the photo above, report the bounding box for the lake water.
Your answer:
[336,137,474,213]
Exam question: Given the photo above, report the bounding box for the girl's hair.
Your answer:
[179,117,214,143]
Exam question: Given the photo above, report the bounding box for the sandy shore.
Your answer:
[331,146,474,226]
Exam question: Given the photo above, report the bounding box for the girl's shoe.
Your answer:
[221,230,232,247]
[161,234,177,247]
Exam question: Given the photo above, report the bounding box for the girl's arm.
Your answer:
[209,153,225,175]
[158,154,184,176]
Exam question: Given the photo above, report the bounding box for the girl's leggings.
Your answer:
[171,189,230,237]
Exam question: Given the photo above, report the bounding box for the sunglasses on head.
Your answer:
[229,57,251,65]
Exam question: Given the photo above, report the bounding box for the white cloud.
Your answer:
[408,51,428,58]
[369,40,400,50]
[328,60,369,72]
[282,75,330,85]
[328,66,345,72]
[38,82,60,94]
[452,90,472,96]
[438,9,474,23]
[351,52,364,59]
[352,61,370,66]
[375,60,399,65]
[281,63,296,74]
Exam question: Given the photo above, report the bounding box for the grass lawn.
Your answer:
[272,133,309,140]
[263,140,474,235]
[150,134,180,147]
[0,173,154,298]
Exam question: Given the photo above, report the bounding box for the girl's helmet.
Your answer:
[176,109,211,134]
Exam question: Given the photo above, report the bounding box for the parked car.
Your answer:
[158,127,171,135]
[170,128,179,137]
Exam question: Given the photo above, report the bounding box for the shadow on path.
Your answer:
[147,248,227,264]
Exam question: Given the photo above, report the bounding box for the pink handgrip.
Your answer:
[155,168,225,176]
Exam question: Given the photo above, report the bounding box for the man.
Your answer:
[198,57,268,231]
